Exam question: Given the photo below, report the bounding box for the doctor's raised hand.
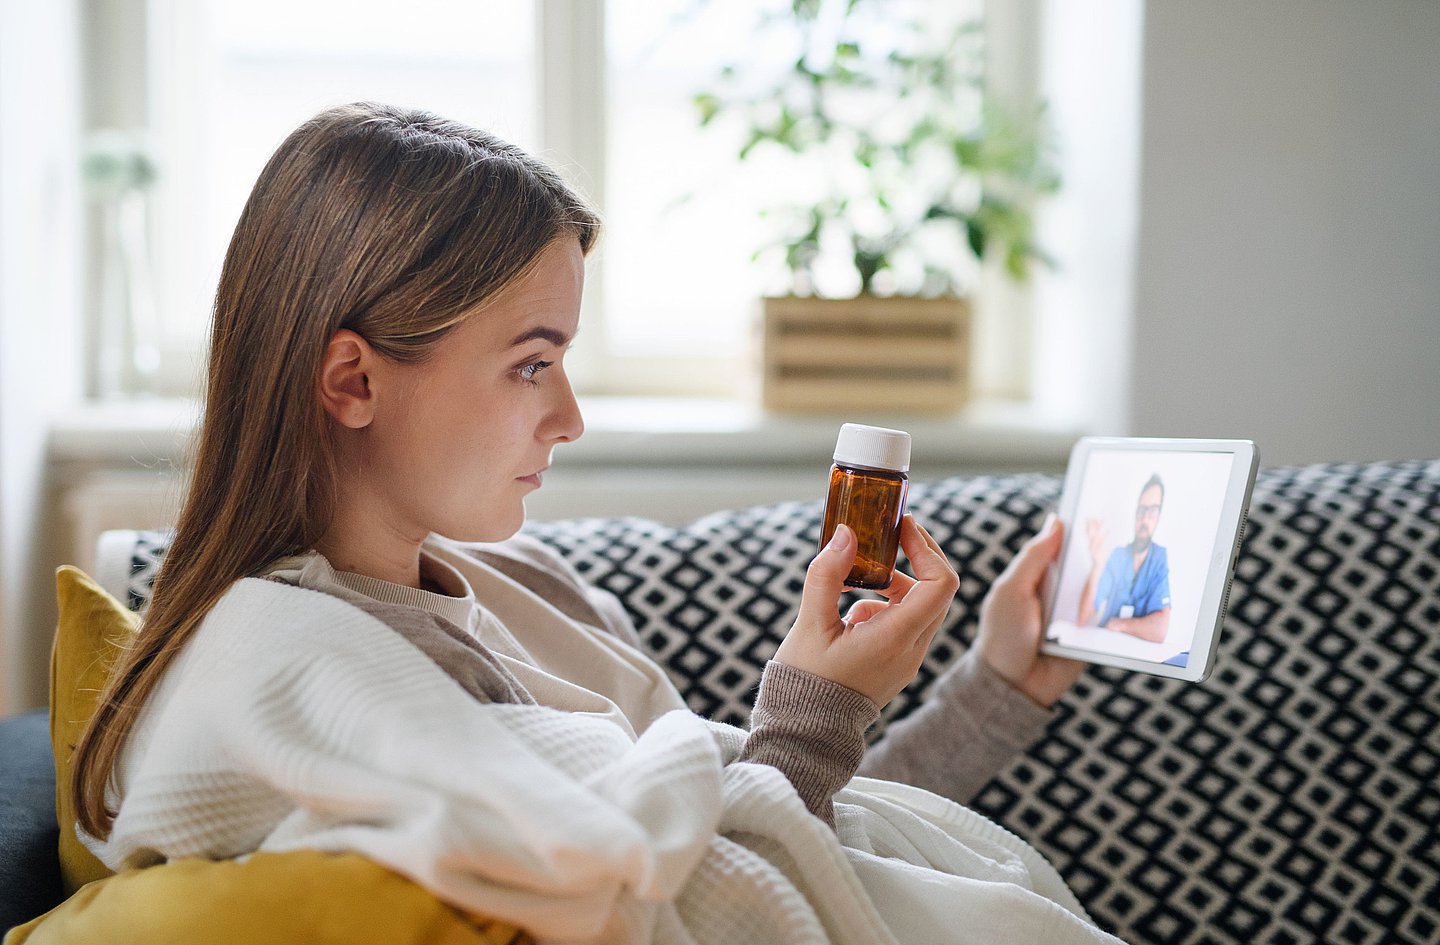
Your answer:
[1085,516,1108,573]
[775,515,959,707]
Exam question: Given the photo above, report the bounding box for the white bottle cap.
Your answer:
[833,423,911,473]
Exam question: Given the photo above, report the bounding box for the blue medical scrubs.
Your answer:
[1094,542,1171,626]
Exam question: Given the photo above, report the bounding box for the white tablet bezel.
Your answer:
[1040,436,1259,682]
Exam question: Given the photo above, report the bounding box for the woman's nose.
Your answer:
[546,370,584,443]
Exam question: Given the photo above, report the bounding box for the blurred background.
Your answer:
[2,0,1437,710]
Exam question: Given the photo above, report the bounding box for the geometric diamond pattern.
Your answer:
[117,459,1440,945]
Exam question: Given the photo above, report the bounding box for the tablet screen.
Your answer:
[1045,447,1238,669]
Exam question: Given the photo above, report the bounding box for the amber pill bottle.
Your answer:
[820,423,911,589]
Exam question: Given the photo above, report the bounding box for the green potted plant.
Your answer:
[693,0,1058,411]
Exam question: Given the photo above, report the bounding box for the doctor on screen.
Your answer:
[1076,474,1172,642]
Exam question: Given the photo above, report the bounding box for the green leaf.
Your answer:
[1005,243,1029,281]
[952,137,982,168]
[965,218,986,260]
[738,129,768,161]
[854,248,885,295]
[855,137,876,168]
[693,93,721,127]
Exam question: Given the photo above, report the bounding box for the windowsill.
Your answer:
[48,395,1083,475]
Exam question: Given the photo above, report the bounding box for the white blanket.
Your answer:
[95,579,1124,945]
[445,706,1124,945]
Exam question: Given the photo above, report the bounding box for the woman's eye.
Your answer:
[518,360,553,386]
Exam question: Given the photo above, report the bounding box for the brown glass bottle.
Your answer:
[821,462,909,589]
[819,423,912,589]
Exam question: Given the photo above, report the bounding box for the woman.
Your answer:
[72,103,1112,943]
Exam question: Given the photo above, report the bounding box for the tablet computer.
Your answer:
[1041,436,1259,682]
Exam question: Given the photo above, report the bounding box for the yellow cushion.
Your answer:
[50,565,138,894]
[4,850,530,945]
[33,565,531,945]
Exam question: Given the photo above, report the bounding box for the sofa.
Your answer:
[2,459,1437,943]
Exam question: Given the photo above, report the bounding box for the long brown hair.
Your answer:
[73,102,600,839]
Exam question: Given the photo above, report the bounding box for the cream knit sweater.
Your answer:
[83,534,1103,944]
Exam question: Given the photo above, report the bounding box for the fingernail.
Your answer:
[1042,512,1058,533]
[827,523,853,552]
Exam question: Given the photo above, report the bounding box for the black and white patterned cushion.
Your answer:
[112,460,1440,945]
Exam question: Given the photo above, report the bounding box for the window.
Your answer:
[124,0,1037,402]
[146,0,535,394]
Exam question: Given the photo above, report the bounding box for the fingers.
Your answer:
[883,517,959,644]
[999,514,1065,589]
[795,524,858,628]
[871,569,916,601]
[824,517,958,635]
[866,515,936,601]
[843,598,888,627]
[899,515,955,582]
[869,516,955,599]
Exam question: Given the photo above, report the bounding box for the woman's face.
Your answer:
[363,237,586,544]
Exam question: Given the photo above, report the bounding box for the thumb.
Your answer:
[1007,514,1064,588]
[796,524,857,627]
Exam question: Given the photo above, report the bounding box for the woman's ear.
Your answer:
[318,329,379,429]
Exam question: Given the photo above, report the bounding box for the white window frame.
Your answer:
[148,0,212,398]
[91,0,1044,404]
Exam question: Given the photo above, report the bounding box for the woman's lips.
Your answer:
[518,468,547,488]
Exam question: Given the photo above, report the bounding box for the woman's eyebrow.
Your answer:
[507,326,572,348]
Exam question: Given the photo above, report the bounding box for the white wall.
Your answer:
[1031,0,1144,434]
[0,0,85,712]
[1130,1,1440,464]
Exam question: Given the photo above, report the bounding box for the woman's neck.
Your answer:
[314,507,427,590]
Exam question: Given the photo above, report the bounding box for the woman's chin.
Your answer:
[448,508,526,545]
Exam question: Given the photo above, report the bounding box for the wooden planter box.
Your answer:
[760,295,971,412]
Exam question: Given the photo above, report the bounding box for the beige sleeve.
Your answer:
[737,661,880,829]
[858,647,1053,804]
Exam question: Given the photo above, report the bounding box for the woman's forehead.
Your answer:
[452,246,582,348]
